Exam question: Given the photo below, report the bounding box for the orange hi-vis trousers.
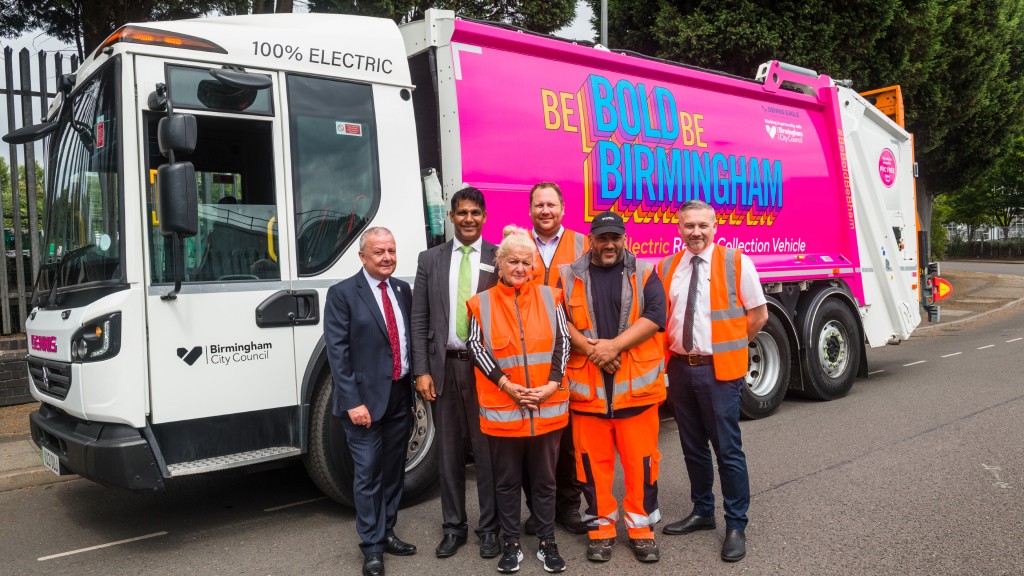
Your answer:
[574,406,662,540]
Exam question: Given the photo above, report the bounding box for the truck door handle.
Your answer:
[256,290,320,327]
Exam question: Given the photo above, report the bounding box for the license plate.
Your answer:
[41,446,63,476]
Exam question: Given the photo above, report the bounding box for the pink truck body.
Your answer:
[441,19,917,309]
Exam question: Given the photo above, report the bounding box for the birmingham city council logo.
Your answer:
[177,346,203,366]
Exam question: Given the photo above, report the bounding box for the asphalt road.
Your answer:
[2,307,1022,575]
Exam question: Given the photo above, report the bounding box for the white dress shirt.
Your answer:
[667,245,767,355]
[532,225,565,267]
[362,268,409,378]
[447,237,483,350]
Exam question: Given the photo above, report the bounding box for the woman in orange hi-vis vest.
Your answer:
[466,226,571,574]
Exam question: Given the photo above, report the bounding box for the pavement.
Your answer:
[1,264,1022,494]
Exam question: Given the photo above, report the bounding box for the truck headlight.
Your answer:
[70,312,122,363]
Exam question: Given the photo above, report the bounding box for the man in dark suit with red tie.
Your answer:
[324,227,417,576]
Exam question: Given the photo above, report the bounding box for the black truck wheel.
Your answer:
[801,298,861,400]
[303,374,439,507]
[741,311,792,419]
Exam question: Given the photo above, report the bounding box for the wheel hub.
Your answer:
[406,395,434,472]
[817,320,849,378]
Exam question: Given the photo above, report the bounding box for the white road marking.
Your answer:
[941,352,962,358]
[38,532,168,561]
[982,464,1012,489]
[978,345,995,350]
[868,369,885,375]
[902,360,926,367]
[1007,338,1022,343]
[264,497,327,512]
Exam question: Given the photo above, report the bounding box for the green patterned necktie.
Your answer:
[456,245,473,340]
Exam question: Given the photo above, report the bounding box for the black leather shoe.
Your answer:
[479,532,501,558]
[663,513,716,535]
[721,529,746,562]
[362,552,385,576]
[556,511,589,535]
[524,514,537,535]
[435,534,467,558]
[385,535,417,556]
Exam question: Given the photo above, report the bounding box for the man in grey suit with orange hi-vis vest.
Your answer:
[659,200,767,563]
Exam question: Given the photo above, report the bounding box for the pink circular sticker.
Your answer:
[878,149,896,188]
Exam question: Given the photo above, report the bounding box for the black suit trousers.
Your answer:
[343,377,412,554]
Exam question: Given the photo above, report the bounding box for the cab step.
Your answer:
[166,446,300,476]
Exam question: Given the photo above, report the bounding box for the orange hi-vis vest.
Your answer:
[531,228,589,287]
[659,244,749,381]
[561,251,666,415]
[467,282,570,437]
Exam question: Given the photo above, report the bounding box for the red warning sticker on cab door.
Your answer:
[335,122,362,136]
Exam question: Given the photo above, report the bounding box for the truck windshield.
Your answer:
[34,60,123,306]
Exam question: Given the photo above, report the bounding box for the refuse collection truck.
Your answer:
[5,9,942,505]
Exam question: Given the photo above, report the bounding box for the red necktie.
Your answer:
[378,281,402,380]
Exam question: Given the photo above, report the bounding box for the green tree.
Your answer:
[954,133,1024,238]
[1,1,253,60]
[0,158,46,241]
[309,0,575,33]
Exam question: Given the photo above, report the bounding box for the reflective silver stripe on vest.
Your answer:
[538,402,569,419]
[724,247,739,306]
[712,246,746,323]
[659,254,679,285]
[538,286,558,335]
[635,260,653,316]
[573,232,586,258]
[480,402,568,424]
[611,363,663,398]
[711,307,746,320]
[479,291,494,349]
[569,378,607,400]
[712,338,749,354]
[496,352,553,370]
[479,406,526,423]
[625,509,662,529]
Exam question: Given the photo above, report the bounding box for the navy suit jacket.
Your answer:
[324,270,414,421]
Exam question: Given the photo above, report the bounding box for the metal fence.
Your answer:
[1,47,77,335]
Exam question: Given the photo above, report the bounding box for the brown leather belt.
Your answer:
[446,349,472,361]
[672,352,713,366]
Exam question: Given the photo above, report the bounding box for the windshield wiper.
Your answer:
[45,243,95,306]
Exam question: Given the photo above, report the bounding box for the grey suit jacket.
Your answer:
[411,239,498,395]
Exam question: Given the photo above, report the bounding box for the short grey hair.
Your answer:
[677,200,714,216]
[359,226,394,251]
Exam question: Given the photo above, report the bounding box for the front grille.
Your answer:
[27,357,72,400]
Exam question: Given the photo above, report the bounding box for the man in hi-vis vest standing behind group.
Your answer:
[525,181,590,536]
[660,200,767,563]
[560,211,667,564]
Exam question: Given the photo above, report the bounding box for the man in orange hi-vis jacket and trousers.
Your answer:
[560,210,667,564]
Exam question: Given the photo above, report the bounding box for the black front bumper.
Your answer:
[30,403,165,490]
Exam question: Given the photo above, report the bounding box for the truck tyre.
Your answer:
[741,311,791,419]
[304,374,439,507]
[399,391,439,505]
[802,298,861,400]
[304,374,356,507]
